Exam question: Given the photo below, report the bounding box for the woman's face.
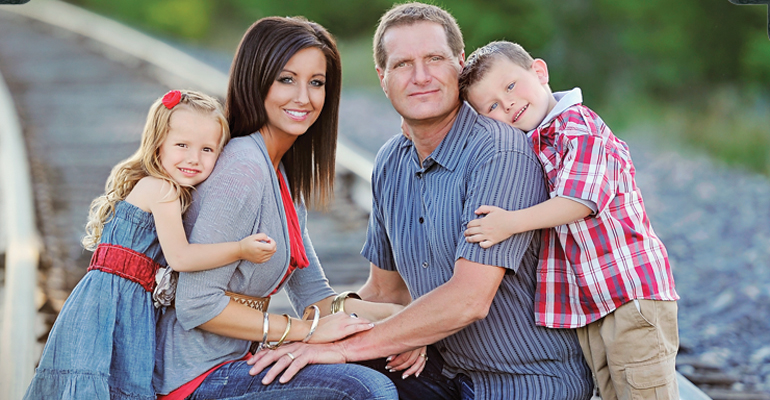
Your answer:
[263,47,327,139]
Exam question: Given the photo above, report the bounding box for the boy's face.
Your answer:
[466,57,555,132]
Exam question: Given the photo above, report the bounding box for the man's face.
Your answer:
[376,22,464,124]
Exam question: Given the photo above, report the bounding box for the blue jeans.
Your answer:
[188,360,397,400]
[357,345,474,400]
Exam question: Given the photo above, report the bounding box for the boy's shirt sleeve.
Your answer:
[550,106,616,215]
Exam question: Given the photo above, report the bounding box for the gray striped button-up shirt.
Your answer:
[362,103,592,399]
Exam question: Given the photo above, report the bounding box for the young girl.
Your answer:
[24,90,276,400]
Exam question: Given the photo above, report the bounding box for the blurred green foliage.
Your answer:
[67,0,770,174]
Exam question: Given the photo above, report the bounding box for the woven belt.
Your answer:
[225,291,270,312]
[88,243,162,292]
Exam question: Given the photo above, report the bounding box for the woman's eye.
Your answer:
[310,79,326,87]
[507,82,515,91]
[278,76,294,84]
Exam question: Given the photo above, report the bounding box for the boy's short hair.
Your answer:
[373,2,464,70]
[459,41,534,100]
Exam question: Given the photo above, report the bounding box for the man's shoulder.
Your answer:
[372,133,409,169]
[471,114,533,156]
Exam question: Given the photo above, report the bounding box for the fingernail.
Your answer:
[416,372,420,378]
[386,356,393,362]
[402,373,409,379]
[369,323,375,327]
[350,313,358,319]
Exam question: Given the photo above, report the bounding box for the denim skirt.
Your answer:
[23,269,159,400]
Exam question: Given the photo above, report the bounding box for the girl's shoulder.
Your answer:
[124,176,179,212]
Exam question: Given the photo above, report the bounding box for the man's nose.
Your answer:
[413,62,431,84]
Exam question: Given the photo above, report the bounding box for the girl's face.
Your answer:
[466,58,555,132]
[262,47,327,140]
[158,108,222,187]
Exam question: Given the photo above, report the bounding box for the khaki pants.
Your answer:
[576,300,679,400]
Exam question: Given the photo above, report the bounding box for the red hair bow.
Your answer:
[162,90,182,109]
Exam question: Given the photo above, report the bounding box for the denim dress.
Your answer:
[24,201,164,400]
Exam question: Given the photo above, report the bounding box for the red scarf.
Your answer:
[271,171,309,294]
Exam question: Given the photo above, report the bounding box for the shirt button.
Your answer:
[440,346,447,353]
[422,262,428,268]
[419,217,424,224]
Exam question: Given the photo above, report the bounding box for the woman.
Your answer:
[153,17,401,399]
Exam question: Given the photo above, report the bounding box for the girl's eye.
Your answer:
[507,82,515,91]
[203,147,214,153]
[489,103,498,113]
[176,143,187,148]
[310,79,326,87]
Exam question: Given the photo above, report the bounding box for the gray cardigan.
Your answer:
[153,133,335,394]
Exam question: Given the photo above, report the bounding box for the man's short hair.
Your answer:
[373,2,464,70]
[459,41,534,100]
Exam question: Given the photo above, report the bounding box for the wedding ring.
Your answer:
[286,352,296,361]
[419,353,427,358]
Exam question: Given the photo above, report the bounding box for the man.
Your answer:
[249,3,593,399]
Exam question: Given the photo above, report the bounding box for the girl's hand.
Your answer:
[306,312,374,344]
[239,233,277,264]
[464,205,516,248]
[385,346,428,379]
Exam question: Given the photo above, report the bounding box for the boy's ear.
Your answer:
[532,59,549,85]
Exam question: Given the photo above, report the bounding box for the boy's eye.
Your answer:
[489,103,498,113]
[507,82,515,91]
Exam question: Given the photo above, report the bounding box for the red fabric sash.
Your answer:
[87,243,162,292]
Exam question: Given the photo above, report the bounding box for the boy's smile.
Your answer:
[466,57,556,132]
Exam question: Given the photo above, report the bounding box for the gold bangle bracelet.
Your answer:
[330,291,362,314]
[272,314,292,349]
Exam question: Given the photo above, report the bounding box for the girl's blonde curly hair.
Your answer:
[82,90,229,251]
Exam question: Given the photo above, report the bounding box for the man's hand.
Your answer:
[248,342,348,384]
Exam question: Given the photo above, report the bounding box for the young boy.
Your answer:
[459,41,680,400]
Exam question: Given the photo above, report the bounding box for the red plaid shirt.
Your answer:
[530,89,678,328]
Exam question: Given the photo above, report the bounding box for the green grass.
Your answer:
[601,86,770,177]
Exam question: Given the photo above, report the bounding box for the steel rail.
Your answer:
[0,67,42,400]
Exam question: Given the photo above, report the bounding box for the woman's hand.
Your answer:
[464,205,517,248]
[385,346,428,379]
[248,342,348,384]
[306,312,374,344]
[238,233,277,264]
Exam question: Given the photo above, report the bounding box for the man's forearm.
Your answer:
[339,260,505,362]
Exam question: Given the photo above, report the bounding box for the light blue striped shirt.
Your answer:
[362,103,592,399]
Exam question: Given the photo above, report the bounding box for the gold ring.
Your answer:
[419,353,427,358]
[286,352,296,361]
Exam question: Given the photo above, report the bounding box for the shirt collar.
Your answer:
[400,102,476,172]
[534,87,583,132]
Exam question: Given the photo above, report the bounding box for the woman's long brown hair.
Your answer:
[226,16,341,208]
